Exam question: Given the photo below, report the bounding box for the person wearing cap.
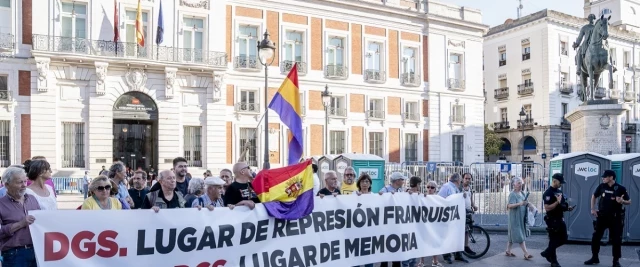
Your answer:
[437,173,469,264]
[541,173,574,267]
[584,170,631,267]
[193,176,226,209]
[379,172,406,193]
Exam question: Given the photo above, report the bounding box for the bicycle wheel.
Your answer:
[462,225,490,259]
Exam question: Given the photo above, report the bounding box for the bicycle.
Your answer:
[462,214,490,259]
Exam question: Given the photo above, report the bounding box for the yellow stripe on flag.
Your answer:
[257,166,314,203]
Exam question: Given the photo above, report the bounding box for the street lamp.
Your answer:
[321,85,332,154]
[258,30,276,170]
[519,106,526,162]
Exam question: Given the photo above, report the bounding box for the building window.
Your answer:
[125,10,148,43]
[624,51,631,67]
[0,0,11,36]
[499,51,506,66]
[61,2,87,38]
[329,130,345,154]
[405,133,418,162]
[522,45,530,60]
[183,126,202,167]
[239,128,257,167]
[523,104,532,117]
[365,42,385,82]
[610,48,617,65]
[369,132,384,158]
[61,122,85,168]
[0,120,9,167]
[560,72,568,88]
[500,108,507,122]
[326,36,346,78]
[183,17,205,62]
[236,25,259,69]
[367,98,384,119]
[329,96,346,117]
[452,135,464,163]
[625,82,631,91]
[499,78,507,88]
[236,90,258,113]
[562,133,570,153]
[560,41,568,56]
[0,0,9,8]
[402,47,417,74]
[448,53,464,90]
[283,30,304,63]
[451,101,465,124]
[404,101,419,121]
[562,103,568,116]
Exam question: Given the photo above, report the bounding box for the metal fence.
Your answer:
[384,162,549,227]
[52,177,83,194]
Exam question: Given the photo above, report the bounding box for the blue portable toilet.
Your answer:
[549,152,610,242]
[317,154,338,188]
[605,153,640,242]
[334,153,385,192]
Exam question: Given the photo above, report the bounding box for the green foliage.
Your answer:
[484,124,504,157]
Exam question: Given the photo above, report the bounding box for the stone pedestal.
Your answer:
[565,102,630,155]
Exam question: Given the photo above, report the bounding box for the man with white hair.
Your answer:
[0,167,40,266]
[341,166,358,195]
[438,173,469,264]
[194,176,227,209]
[379,172,406,193]
[318,171,340,197]
[141,170,186,211]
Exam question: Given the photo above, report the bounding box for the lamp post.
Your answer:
[258,30,276,170]
[321,85,332,155]
[519,106,526,162]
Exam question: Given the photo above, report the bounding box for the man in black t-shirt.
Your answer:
[317,171,341,197]
[541,173,574,267]
[585,170,631,267]
[222,162,259,209]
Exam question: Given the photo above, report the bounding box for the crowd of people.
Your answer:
[0,155,635,267]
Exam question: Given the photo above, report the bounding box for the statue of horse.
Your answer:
[580,15,611,102]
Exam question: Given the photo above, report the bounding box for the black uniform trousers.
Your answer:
[544,216,568,264]
[591,212,624,260]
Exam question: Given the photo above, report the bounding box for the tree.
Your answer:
[484,124,504,161]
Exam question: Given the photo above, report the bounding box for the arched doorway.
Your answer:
[523,136,537,151]
[112,92,159,172]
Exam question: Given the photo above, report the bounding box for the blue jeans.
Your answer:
[401,258,417,267]
[2,247,37,267]
[83,184,89,199]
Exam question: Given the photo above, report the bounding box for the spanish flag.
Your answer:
[252,159,314,220]
[268,64,303,165]
[135,0,145,46]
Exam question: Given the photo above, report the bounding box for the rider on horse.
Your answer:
[573,14,597,76]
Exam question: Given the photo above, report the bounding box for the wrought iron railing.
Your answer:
[559,84,573,94]
[448,78,465,90]
[499,60,506,66]
[624,123,637,134]
[234,102,260,113]
[493,121,510,132]
[31,35,227,67]
[364,69,386,83]
[0,33,14,51]
[400,72,421,86]
[517,118,535,129]
[0,90,10,101]
[324,64,348,79]
[561,118,571,129]
[517,83,534,95]
[494,87,509,100]
[403,112,419,121]
[366,109,385,119]
[561,50,568,56]
[234,56,261,71]
[328,107,347,117]
[280,60,307,75]
[522,53,530,60]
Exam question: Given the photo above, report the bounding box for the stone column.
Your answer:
[565,102,630,155]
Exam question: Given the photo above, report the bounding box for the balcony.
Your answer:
[234,56,261,71]
[234,102,260,114]
[366,109,385,120]
[559,84,573,95]
[400,72,421,87]
[561,50,568,56]
[280,60,307,75]
[364,69,386,83]
[493,121,510,132]
[324,64,348,80]
[448,78,466,91]
[494,87,509,100]
[31,35,227,68]
[499,60,506,66]
[0,33,15,51]
[328,107,347,117]
[403,112,420,121]
[517,83,534,96]
[0,90,10,101]
[624,123,637,134]
[624,90,635,102]
[522,53,530,60]
[517,118,535,130]
[561,118,571,129]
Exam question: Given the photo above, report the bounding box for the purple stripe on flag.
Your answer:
[262,189,314,220]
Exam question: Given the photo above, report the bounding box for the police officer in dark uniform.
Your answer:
[541,173,574,267]
[584,170,631,267]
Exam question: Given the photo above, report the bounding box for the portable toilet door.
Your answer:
[551,152,610,242]
[317,155,338,188]
[606,153,640,242]
[334,156,351,186]
[353,160,385,193]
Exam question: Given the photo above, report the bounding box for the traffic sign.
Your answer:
[541,153,547,159]
[427,162,437,172]
[500,163,511,173]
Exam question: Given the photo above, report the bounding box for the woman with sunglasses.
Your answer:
[81,176,123,210]
[425,181,444,267]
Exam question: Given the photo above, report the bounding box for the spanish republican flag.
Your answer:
[252,159,314,220]
[135,0,145,46]
[268,64,303,165]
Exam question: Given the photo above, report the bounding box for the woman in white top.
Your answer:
[24,159,57,210]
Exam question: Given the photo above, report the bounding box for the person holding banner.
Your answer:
[379,172,406,193]
[142,170,187,211]
[193,176,226,209]
[438,173,469,264]
[425,180,444,267]
[341,167,358,195]
[224,162,259,208]
[81,176,123,210]
[353,173,373,195]
[0,166,40,267]
[318,171,341,197]
[23,159,57,211]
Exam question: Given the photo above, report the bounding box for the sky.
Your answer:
[442,0,584,27]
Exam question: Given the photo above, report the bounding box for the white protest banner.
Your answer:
[30,193,465,267]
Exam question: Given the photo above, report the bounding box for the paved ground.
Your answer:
[59,194,640,267]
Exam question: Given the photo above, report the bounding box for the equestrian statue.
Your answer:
[574,14,616,103]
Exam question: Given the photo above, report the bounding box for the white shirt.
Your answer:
[313,173,321,196]
[26,184,58,210]
[462,186,472,210]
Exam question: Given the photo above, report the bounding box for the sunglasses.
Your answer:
[345,174,355,177]
[96,185,112,191]
[427,186,436,189]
